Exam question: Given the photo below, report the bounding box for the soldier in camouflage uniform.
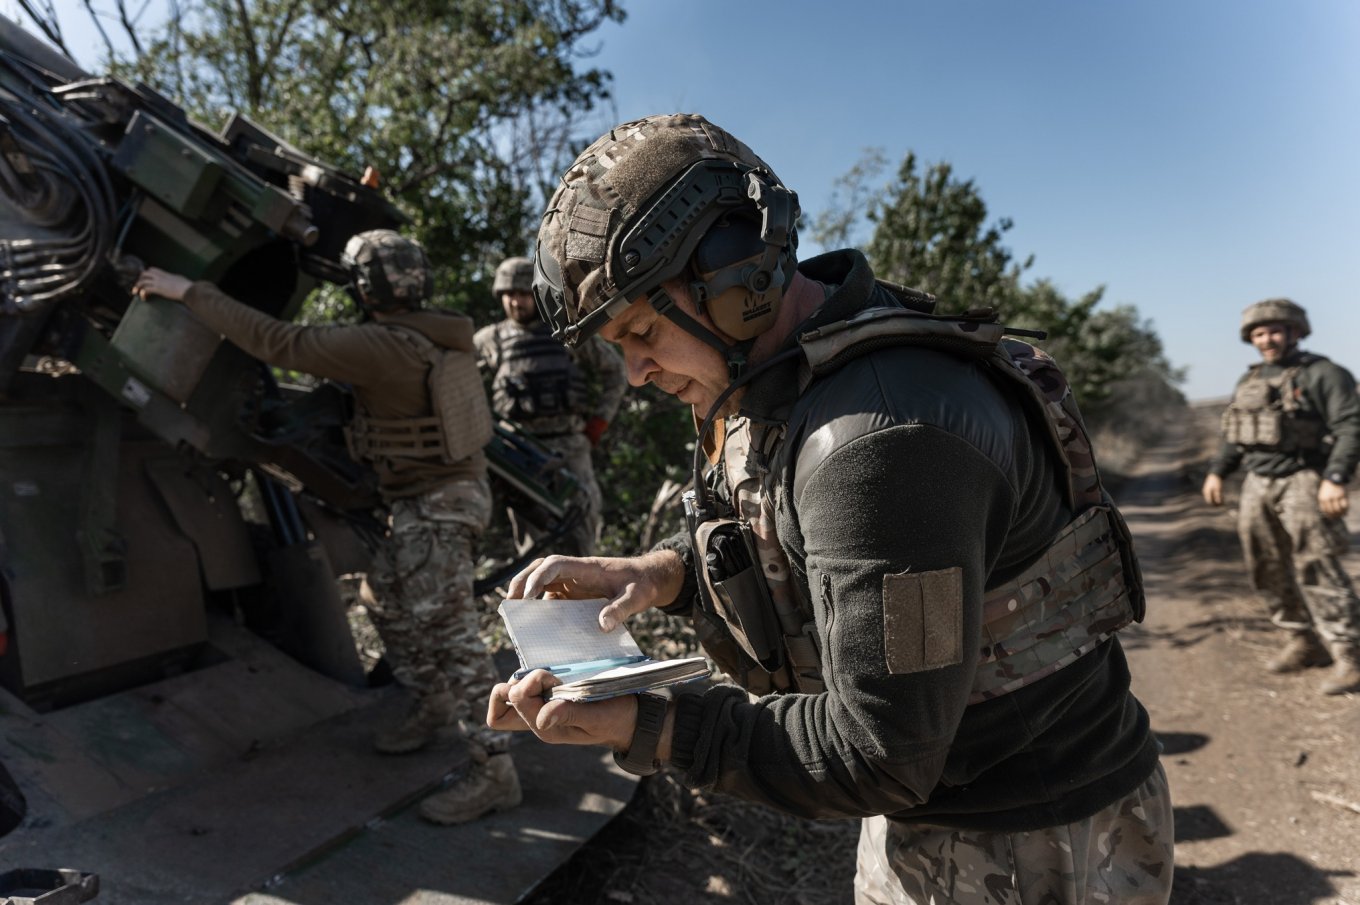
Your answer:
[475,257,626,555]
[133,230,521,825]
[486,114,1173,904]
[1203,299,1360,695]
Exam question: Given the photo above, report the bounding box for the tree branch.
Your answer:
[80,0,119,64]
[13,1,72,57]
[231,0,263,109]
[115,0,144,57]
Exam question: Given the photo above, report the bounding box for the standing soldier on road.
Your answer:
[134,230,523,824]
[490,113,1173,904]
[475,256,627,555]
[1203,299,1360,695]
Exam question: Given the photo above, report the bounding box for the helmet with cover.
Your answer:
[492,256,534,295]
[532,113,800,376]
[1240,297,1310,343]
[341,229,433,313]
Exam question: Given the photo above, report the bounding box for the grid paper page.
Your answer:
[499,598,644,670]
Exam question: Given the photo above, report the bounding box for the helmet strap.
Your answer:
[647,286,753,380]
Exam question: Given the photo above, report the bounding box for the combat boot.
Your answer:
[419,753,522,825]
[373,692,459,755]
[1266,632,1332,674]
[1319,643,1360,695]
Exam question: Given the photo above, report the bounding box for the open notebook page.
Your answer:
[498,597,644,675]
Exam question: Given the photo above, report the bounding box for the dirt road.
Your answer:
[525,408,1360,905]
[1121,411,1360,905]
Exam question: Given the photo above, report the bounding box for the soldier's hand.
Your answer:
[1202,473,1224,507]
[507,549,686,632]
[133,267,193,302]
[1319,479,1349,518]
[487,669,635,751]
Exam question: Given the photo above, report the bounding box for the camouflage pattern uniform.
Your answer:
[359,478,504,755]
[1210,312,1360,690]
[180,231,514,791]
[475,260,626,556]
[855,765,1174,905]
[533,113,1172,904]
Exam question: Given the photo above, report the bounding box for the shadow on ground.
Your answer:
[1172,851,1355,904]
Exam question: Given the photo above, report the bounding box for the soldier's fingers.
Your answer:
[487,680,525,729]
[506,558,548,598]
[535,695,634,749]
[517,554,589,599]
[599,586,653,633]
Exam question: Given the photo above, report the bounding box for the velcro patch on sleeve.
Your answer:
[882,567,964,674]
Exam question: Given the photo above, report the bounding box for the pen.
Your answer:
[512,655,644,681]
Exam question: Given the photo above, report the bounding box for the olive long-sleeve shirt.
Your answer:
[663,251,1157,832]
[183,281,485,497]
[1209,350,1360,482]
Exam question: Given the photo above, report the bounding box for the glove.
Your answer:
[584,416,609,447]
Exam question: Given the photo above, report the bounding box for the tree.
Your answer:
[20,0,625,318]
[830,151,1033,312]
[1014,280,1185,427]
[814,149,1185,460]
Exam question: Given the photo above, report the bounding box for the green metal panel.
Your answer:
[107,295,222,405]
[112,112,224,220]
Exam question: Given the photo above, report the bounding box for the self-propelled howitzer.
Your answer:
[0,17,583,884]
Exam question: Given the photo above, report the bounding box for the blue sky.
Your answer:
[580,1,1360,400]
[33,1,1360,399]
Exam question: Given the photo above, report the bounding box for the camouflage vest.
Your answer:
[1221,361,1327,451]
[703,305,1145,701]
[345,325,493,467]
[490,321,588,429]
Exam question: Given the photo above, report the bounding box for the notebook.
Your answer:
[497,597,710,702]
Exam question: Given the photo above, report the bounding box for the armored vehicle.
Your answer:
[0,17,624,904]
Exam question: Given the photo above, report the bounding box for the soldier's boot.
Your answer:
[1319,643,1360,696]
[418,753,522,825]
[373,691,459,755]
[1266,632,1332,674]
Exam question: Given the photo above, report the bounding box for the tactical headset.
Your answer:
[535,159,799,378]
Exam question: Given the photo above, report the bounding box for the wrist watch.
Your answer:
[1326,471,1349,486]
[613,692,667,776]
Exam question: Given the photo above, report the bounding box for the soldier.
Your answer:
[474,256,627,555]
[133,230,522,825]
[1202,298,1360,695]
[487,114,1173,904]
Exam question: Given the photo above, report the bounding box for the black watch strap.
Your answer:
[613,692,667,776]
[1326,471,1349,486]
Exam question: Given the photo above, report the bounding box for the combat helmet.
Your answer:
[341,229,433,313]
[493,257,534,295]
[532,113,800,377]
[1240,297,1310,343]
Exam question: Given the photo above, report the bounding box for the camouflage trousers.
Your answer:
[510,430,602,557]
[1238,470,1360,645]
[853,764,1174,905]
[360,478,506,751]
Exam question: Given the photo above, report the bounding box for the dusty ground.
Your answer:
[518,405,1360,905]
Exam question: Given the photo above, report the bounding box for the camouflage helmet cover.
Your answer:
[533,112,798,345]
[341,229,433,311]
[1240,297,1310,343]
[492,256,534,295]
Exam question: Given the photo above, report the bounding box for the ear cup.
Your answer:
[691,214,781,341]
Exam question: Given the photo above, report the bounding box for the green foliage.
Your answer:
[1014,280,1185,425]
[595,385,694,556]
[105,0,624,313]
[841,151,1032,311]
[815,149,1184,439]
